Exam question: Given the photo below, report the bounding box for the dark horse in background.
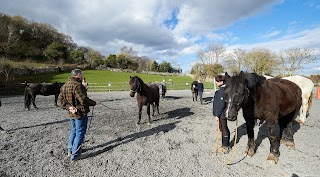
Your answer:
[24,82,64,110]
[129,76,160,125]
[191,81,198,101]
[224,71,301,164]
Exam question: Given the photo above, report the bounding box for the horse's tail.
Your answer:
[24,84,31,110]
[307,92,313,117]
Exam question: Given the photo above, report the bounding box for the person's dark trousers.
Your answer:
[219,118,230,147]
[198,91,203,104]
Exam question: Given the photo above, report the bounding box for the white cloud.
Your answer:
[2,0,318,76]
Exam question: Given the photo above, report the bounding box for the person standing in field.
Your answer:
[60,69,98,161]
[197,79,204,104]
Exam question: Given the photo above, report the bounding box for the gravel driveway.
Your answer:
[0,90,319,177]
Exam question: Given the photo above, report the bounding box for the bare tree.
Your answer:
[197,44,226,64]
[280,48,316,76]
[224,48,246,73]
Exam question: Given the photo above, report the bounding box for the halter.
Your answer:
[130,78,141,93]
[239,86,250,105]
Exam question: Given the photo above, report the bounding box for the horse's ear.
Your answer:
[225,72,230,80]
[130,76,132,78]
[239,71,246,81]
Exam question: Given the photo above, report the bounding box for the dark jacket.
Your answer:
[60,77,96,118]
[213,85,226,119]
[197,83,204,92]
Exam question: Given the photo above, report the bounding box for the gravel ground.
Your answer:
[0,90,320,177]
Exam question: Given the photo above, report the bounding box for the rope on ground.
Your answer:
[213,118,242,165]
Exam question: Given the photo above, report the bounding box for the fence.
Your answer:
[87,81,214,92]
[0,81,215,96]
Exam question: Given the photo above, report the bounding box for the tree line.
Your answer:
[192,44,317,79]
[0,14,178,78]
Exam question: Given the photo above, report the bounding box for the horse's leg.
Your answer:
[32,95,38,109]
[156,101,160,115]
[266,120,280,164]
[151,103,155,116]
[192,92,194,101]
[280,111,296,150]
[195,92,198,101]
[147,103,152,124]
[54,94,59,107]
[244,117,256,157]
[137,103,143,125]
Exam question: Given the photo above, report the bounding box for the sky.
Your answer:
[0,0,319,75]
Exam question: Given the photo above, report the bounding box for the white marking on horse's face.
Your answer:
[225,98,231,118]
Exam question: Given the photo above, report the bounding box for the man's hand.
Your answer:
[69,106,77,114]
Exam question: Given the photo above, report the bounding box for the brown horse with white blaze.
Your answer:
[224,71,302,164]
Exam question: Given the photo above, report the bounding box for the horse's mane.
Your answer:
[133,76,145,85]
[245,73,266,89]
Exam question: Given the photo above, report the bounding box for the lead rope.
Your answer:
[71,106,94,156]
[214,118,239,165]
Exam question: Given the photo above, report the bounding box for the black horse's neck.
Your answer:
[135,77,148,95]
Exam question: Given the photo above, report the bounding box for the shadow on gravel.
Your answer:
[158,107,194,121]
[163,96,182,100]
[203,97,213,105]
[230,120,301,151]
[7,119,69,132]
[81,121,180,159]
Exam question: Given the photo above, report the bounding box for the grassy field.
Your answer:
[17,70,214,91]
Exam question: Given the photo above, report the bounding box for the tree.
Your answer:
[280,48,317,76]
[204,63,224,78]
[86,49,104,69]
[105,54,118,68]
[70,49,85,64]
[117,53,130,69]
[150,61,159,72]
[44,42,67,62]
[243,48,276,75]
[197,43,226,64]
[159,61,172,72]
[225,48,246,73]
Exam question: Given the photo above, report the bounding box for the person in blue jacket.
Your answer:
[213,75,230,153]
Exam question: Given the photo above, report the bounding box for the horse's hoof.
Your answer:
[280,139,295,150]
[267,153,279,164]
[244,147,255,157]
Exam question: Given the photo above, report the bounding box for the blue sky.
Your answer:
[0,0,319,75]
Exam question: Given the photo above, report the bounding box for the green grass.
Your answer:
[16,70,214,91]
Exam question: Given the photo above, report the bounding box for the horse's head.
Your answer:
[129,76,141,97]
[224,71,250,121]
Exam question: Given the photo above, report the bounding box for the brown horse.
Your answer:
[129,76,160,125]
[224,71,302,164]
[24,82,64,110]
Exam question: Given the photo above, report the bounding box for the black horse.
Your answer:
[191,81,198,101]
[224,71,302,164]
[24,82,64,110]
[129,76,160,125]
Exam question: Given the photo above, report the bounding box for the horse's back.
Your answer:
[266,78,302,109]
[282,75,314,97]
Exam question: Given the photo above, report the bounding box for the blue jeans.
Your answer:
[68,115,88,158]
